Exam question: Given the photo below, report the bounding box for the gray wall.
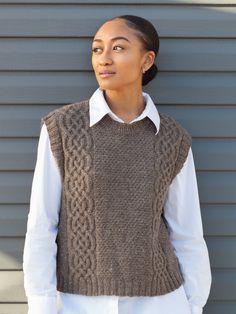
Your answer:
[0,1,235,313]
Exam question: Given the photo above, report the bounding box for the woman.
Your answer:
[23,15,212,314]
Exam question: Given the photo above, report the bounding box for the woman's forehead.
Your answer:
[94,19,137,40]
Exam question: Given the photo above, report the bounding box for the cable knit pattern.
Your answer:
[41,99,192,297]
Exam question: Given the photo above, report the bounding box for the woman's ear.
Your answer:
[142,51,156,72]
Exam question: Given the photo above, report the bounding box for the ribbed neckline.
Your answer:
[98,113,154,135]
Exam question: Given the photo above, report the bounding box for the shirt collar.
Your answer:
[89,87,160,135]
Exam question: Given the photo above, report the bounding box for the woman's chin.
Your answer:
[98,81,122,90]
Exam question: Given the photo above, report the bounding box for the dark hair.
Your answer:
[106,15,160,86]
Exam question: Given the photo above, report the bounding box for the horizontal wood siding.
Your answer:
[0,1,235,313]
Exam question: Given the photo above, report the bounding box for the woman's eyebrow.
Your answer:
[92,36,131,43]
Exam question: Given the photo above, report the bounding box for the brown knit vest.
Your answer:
[41,99,192,297]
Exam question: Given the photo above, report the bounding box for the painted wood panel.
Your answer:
[205,302,236,314]
[1,73,236,104]
[0,171,235,204]
[0,305,27,314]
[1,270,236,302]
[0,238,25,270]
[0,5,235,38]
[0,205,27,237]
[0,0,235,4]
[0,38,236,71]
[202,205,236,236]
[1,138,235,170]
[0,105,235,137]
[0,236,235,270]
[0,205,235,238]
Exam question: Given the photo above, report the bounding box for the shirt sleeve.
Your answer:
[163,147,212,314]
[23,123,62,314]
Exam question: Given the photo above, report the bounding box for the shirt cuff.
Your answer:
[189,304,203,314]
[27,295,57,314]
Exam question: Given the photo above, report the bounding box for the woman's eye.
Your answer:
[113,45,123,51]
[92,47,101,53]
[92,46,124,53]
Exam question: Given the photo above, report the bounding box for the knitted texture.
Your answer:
[41,99,192,297]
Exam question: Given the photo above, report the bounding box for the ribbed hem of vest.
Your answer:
[57,271,183,297]
[98,114,153,135]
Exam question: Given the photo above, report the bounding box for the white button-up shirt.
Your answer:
[23,87,212,314]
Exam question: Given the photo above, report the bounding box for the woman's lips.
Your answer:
[99,72,116,78]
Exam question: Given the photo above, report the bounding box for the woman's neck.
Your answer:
[103,87,146,123]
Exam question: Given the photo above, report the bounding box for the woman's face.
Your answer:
[91,19,154,91]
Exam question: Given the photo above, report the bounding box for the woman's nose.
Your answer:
[98,53,113,66]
